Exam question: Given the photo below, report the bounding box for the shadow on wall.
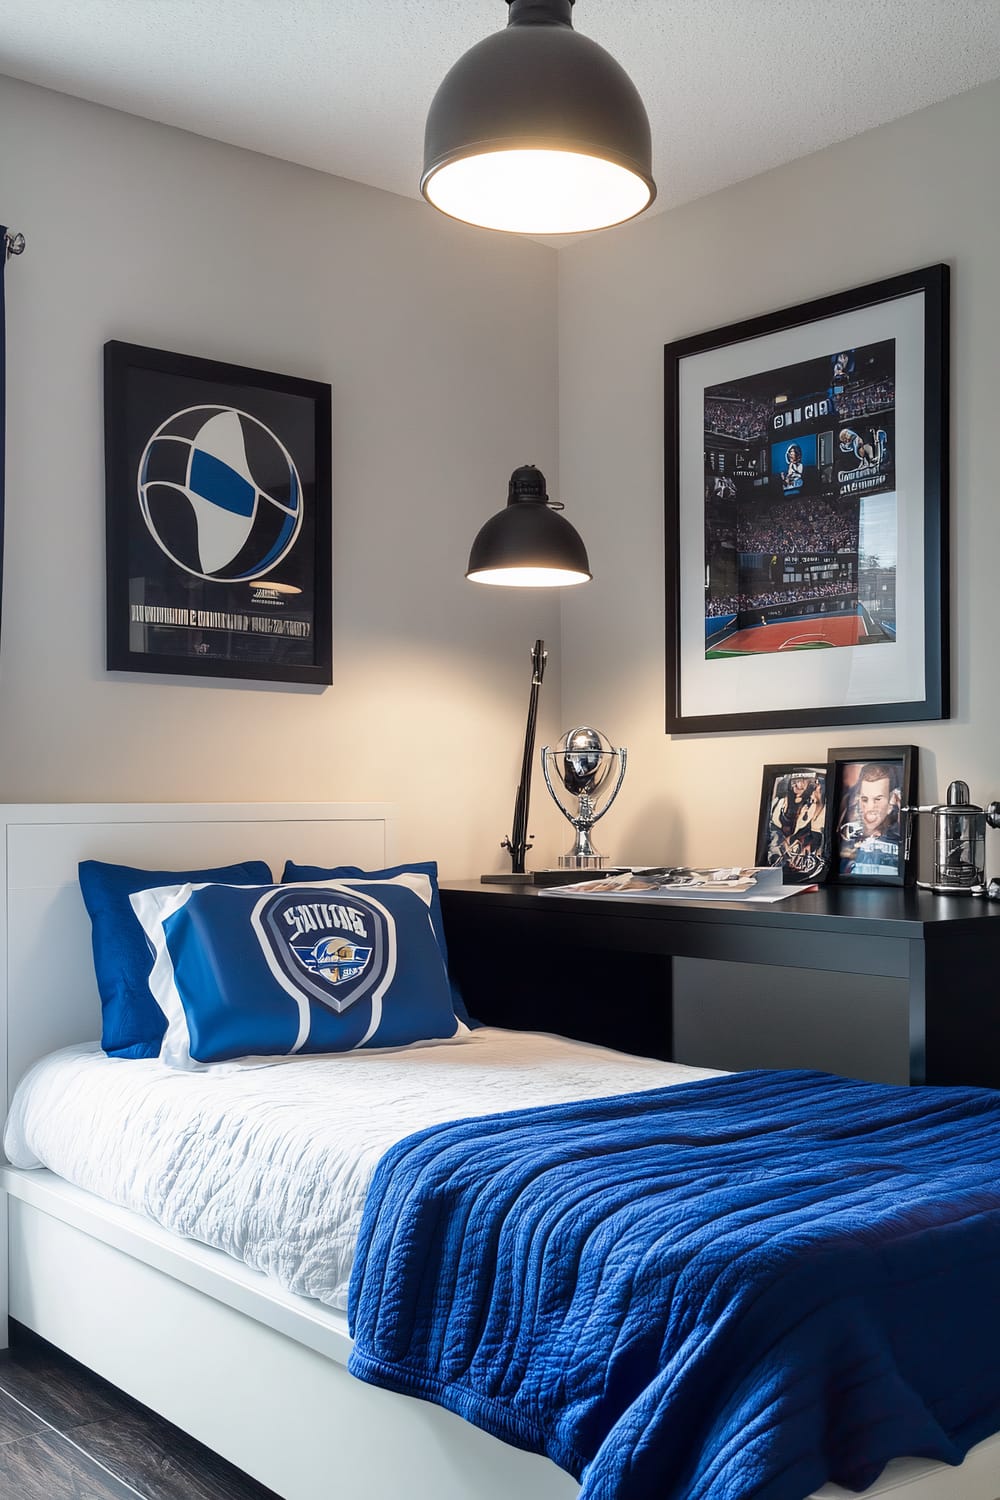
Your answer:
[613,796,684,870]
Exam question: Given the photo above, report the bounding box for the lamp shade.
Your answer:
[422,0,655,235]
[466,465,592,587]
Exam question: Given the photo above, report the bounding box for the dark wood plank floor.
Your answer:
[0,1322,281,1499]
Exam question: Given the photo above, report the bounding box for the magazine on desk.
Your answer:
[539,867,816,903]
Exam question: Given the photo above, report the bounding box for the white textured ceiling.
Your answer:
[2,1,999,221]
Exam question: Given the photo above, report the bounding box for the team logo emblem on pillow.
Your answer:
[251,887,392,1016]
[292,937,373,985]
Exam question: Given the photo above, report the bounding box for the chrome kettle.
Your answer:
[903,781,1000,895]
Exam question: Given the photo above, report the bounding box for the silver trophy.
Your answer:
[541,727,627,869]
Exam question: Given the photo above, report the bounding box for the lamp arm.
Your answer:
[502,639,547,874]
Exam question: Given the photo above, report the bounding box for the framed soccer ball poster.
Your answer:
[104,341,332,685]
[663,265,948,734]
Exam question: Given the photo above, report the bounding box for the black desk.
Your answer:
[440,882,1000,1088]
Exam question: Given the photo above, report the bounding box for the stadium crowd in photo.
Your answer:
[704,341,897,658]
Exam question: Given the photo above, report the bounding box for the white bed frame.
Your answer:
[0,803,996,1500]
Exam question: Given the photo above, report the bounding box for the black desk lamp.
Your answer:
[467,465,591,882]
[467,464,591,589]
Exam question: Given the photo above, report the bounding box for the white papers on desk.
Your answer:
[539,867,816,903]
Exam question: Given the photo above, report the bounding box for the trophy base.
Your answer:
[917,878,984,895]
[481,867,628,886]
[557,853,610,870]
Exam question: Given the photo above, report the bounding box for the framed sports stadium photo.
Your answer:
[664,265,948,734]
[104,341,332,685]
[826,744,918,886]
[754,762,831,884]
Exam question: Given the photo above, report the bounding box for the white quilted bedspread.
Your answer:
[3,1029,720,1310]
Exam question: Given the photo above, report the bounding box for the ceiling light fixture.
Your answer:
[466,464,591,587]
[421,0,656,236]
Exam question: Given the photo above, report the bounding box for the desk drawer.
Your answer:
[673,957,910,1084]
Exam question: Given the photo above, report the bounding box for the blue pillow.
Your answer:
[79,858,272,1058]
[282,859,477,1028]
[131,875,464,1068]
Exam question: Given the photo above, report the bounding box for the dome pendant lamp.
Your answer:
[421,0,656,235]
[467,464,592,587]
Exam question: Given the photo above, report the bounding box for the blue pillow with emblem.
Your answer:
[281,859,477,1028]
[79,857,273,1059]
[130,874,464,1068]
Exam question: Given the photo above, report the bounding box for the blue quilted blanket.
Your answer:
[348,1070,1000,1500]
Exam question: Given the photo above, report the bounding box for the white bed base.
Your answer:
[0,803,997,1500]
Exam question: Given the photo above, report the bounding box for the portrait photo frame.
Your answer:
[664,264,949,734]
[104,341,332,686]
[826,744,918,887]
[754,762,832,885]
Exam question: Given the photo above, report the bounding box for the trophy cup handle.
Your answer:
[540,746,576,822]
[588,747,628,826]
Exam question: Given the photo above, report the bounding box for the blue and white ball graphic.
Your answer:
[137,405,302,582]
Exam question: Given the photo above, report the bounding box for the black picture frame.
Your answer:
[826,744,918,886]
[104,341,332,685]
[754,762,832,884]
[665,265,949,734]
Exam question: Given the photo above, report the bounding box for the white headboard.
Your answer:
[0,803,393,1101]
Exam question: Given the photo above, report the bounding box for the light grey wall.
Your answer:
[557,80,1000,871]
[4,74,998,878]
[0,76,563,876]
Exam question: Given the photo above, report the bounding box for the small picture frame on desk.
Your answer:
[754,763,831,883]
[827,745,918,886]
